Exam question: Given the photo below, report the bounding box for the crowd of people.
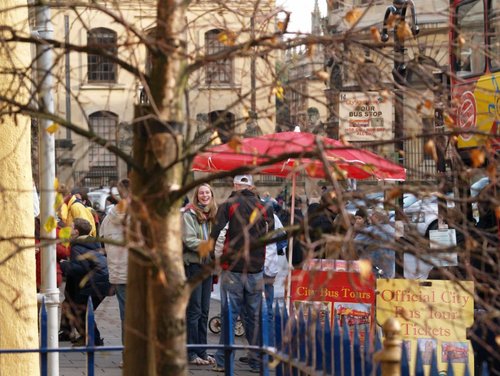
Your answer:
[33,173,498,374]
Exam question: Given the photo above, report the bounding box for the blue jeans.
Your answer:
[264,280,275,347]
[215,271,263,370]
[115,284,126,344]
[185,263,212,360]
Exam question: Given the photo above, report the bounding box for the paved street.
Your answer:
[59,257,289,375]
[59,297,270,376]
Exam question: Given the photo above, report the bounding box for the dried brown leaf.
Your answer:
[228,136,242,152]
[370,26,381,43]
[396,21,412,41]
[387,187,401,201]
[470,149,485,168]
[315,70,329,81]
[424,139,438,161]
[198,239,214,258]
[344,8,362,25]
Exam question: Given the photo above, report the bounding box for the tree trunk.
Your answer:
[0,1,40,375]
[125,0,190,375]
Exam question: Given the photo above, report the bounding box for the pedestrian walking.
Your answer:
[99,178,130,345]
[210,175,274,373]
[182,183,218,365]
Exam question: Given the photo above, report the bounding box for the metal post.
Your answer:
[381,0,419,240]
[64,15,72,139]
[33,1,59,374]
[373,318,402,376]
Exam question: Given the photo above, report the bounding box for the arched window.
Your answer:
[205,29,233,85]
[87,28,117,82]
[89,111,118,168]
[209,110,235,143]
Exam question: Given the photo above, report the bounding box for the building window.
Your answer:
[209,110,235,143]
[454,0,485,76]
[87,28,117,82]
[89,111,118,168]
[205,29,233,85]
[490,0,500,70]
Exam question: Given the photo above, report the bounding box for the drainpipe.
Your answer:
[64,15,71,139]
[32,2,59,374]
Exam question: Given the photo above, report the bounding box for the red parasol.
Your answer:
[192,131,405,181]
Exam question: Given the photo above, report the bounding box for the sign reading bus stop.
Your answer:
[339,91,393,142]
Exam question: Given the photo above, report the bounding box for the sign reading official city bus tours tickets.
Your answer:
[339,91,393,142]
[290,260,375,341]
[376,279,474,375]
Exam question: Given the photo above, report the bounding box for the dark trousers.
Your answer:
[185,263,212,360]
[67,292,105,345]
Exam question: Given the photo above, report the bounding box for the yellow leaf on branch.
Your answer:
[44,216,57,233]
[249,208,259,224]
[59,226,72,240]
[46,123,59,134]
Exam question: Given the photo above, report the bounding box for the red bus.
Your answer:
[450,0,500,158]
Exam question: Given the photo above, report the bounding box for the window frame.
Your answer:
[453,0,486,77]
[87,28,118,83]
[88,111,118,168]
[205,29,233,85]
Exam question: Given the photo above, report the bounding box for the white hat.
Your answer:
[233,174,253,186]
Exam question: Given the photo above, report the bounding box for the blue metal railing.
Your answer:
[0,295,480,376]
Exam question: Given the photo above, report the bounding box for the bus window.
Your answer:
[455,0,485,76]
[491,0,500,70]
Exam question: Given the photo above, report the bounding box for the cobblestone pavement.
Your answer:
[59,296,272,376]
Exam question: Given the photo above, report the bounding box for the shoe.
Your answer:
[239,356,249,363]
[189,356,209,365]
[72,337,104,346]
[202,355,215,365]
[58,331,72,342]
[72,337,85,346]
[212,365,225,372]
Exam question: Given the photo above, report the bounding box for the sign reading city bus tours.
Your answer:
[290,260,375,341]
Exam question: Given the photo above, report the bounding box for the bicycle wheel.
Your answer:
[208,316,222,334]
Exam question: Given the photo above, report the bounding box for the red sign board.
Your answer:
[289,268,376,338]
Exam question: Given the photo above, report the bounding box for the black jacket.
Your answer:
[211,189,274,273]
[61,236,111,298]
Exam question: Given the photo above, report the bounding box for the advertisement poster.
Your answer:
[339,91,393,142]
[290,266,375,341]
[376,279,474,375]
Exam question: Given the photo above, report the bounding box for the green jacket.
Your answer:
[182,207,212,265]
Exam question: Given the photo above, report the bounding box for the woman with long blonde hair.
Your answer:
[182,183,217,365]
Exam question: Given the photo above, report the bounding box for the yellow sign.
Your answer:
[377,279,474,375]
[456,71,500,149]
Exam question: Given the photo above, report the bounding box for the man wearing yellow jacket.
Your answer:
[61,192,97,237]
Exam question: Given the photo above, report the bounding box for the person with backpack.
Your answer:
[210,175,274,373]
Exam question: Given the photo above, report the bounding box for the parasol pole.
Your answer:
[285,172,297,310]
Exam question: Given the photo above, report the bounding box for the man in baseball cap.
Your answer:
[233,174,253,187]
[210,172,273,372]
